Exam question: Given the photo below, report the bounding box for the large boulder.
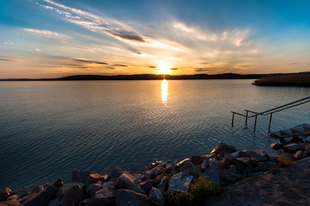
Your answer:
[144,168,158,180]
[190,156,203,166]
[294,150,306,160]
[176,158,190,168]
[139,180,153,195]
[0,201,21,206]
[220,157,230,169]
[85,173,103,187]
[86,182,116,206]
[271,142,283,150]
[211,142,236,155]
[202,170,220,185]
[165,163,178,176]
[72,170,94,184]
[86,181,102,196]
[222,169,240,183]
[128,183,145,194]
[115,171,136,189]
[153,175,163,187]
[18,194,36,205]
[32,185,44,194]
[52,178,63,188]
[58,182,84,198]
[106,167,123,182]
[158,176,167,191]
[257,161,276,171]
[208,159,223,176]
[0,188,11,201]
[60,184,83,206]
[283,143,301,153]
[236,157,251,166]
[23,185,59,206]
[115,189,150,206]
[6,195,18,201]
[201,158,210,172]
[167,173,194,193]
[179,161,199,176]
[47,198,60,206]
[148,187,165,206]
[249,151,268,162]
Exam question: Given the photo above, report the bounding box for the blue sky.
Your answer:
[1,0,310,78]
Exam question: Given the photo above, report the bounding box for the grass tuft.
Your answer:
[166,176,223,206]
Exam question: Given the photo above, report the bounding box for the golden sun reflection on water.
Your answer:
[161,79,168,104]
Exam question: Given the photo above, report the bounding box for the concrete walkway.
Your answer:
[206,157,310,206]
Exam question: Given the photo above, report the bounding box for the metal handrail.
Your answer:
[231,96,310,133]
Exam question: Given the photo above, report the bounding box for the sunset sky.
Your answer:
[1,0,310,78]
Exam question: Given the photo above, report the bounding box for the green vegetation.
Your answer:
[166,176,223,206]
[276,151,293,168]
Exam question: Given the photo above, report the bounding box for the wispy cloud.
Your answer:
[287,62,301,65]
[39,0,149,44]
[23,28,69,38]
[35,48,41,51]
[0,56,17,62]
[170,68,178,70]
[1,41,13,45]
[112,64,128,67]
[74,58,108,65]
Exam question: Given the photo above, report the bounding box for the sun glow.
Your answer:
[161,79,168,104]
[158,63,171,75]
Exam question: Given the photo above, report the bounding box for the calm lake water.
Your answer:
[1,80,310,190]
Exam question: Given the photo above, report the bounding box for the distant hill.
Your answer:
[1,72,308,81]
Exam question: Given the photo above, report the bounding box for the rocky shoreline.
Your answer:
[1,138,309,206]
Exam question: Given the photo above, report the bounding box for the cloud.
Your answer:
[149,66,157,68]
[23,28,69,38]
[35,48,41,51]
[287,62,301,65]
[112,64,128,67]
[0,56,17,62]
[105,67,115,70]
[195,68,216,72]
[1,41,13,45]
[39,0,149,44]
[169,57,182,61]
[74,58,108,65]
[170,68,178,70]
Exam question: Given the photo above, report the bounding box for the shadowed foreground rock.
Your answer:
[206,156,310,206]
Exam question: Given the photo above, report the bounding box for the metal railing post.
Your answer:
[268,113,273,133]
[231,112,235,127]
[253,115,258,133]
[245,111,249,127]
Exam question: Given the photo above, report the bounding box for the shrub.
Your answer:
[278,152,292,167]
[166,176,223,206]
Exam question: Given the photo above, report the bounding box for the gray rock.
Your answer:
[209,158,223,176]
[85,173,103,187]
[115,171,136,189]
[81,198,89,206]
[220,157,230,169]
[202,170,220,185]
[19,191,31,199]
[269,155,280,162]
[148,187,165,206]
[32,185,44,194]
[176,158,190,168]
[86,182,116,206]
[191,155,203,166]
[249,151,268,162]
[158,176,167,191]
[180,161,199,176]
[58,182,84,198]
[139,180,153,194]
[128,183,145,194]
[236,157,251,165]
[60,184,83,206]
[294,150,306,160]
[47,198,59,206]
[115,189,150,206]
[24,185,59,206]
[222,169,239,182]
[234,160,244,171]
[249,172,264,177]
[211,142,236,155]
[301,143,309,150]
[257,161,276,171]
[165,162,179,176]
[206,153,216,159]
[305,144,310,152]
[144,167,158,180]
[271,142,283,150]
[86,181,102,196]
[72,170,94,184]
[52,178,63,188]
[238,150,250,157]
[167,173,194,193]
[18,194,36,205]
[6,195,18,201]
[228,165,237,174]
[106,167,123,182]
[153,175,163,187]
[283,143,301,153]
[201,158,210,172]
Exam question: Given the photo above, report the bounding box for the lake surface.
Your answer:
[1,80,310,190]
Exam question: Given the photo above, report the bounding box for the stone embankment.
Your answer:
[1,138,309,206]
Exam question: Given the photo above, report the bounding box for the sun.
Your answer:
[157,63,171,75]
